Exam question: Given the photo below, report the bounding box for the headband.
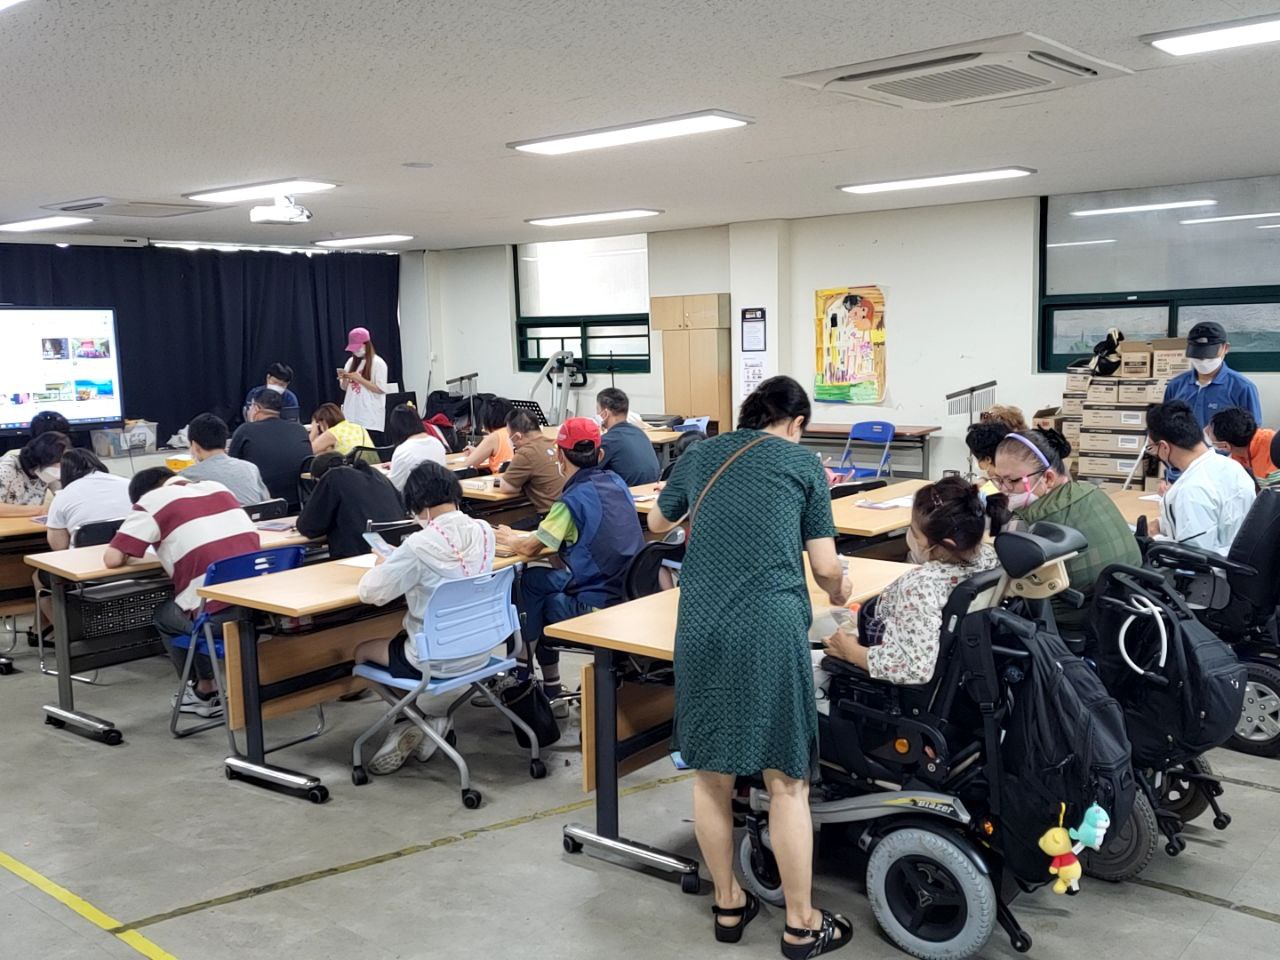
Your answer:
[1005,432,1051,469]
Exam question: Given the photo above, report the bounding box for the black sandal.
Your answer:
[712,891,759,943]
[780,909,852,959]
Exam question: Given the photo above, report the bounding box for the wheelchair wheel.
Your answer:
[1159,757,1214,824]
[737,831,785,907]
[866,827,996,960]
[1229,663,1280,757]
[1081,792,1157,882]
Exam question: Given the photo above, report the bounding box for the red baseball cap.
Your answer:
[345,327,371,353]
[556,417,601,451]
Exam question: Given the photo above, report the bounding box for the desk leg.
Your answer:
[223,617,330,804]
[41,577,121,744]
[562,647,701,893]
[920,436,931,479]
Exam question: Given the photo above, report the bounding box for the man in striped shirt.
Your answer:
[104,467,260,718]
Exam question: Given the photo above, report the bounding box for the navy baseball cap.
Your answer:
[1185,321,1227,359]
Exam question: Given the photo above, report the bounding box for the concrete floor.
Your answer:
[3,632,1280,960]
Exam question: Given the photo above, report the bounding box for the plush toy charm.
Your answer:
[1070,803,1112,852]
[1038,803,1082,895]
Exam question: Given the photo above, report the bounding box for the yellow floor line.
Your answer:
[0,850,178,960]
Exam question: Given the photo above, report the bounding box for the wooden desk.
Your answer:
[630,483,661,516]
[1107,488,1161,527]
[830,478,928,538]
[550,556,913,886]
[802,424,941,479]
[0,516,46,608]
[0,516,46,540]
[460,477,522,503]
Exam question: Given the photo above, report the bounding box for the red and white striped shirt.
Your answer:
[109,478,260,612]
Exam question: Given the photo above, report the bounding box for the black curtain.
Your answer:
[0,243,401,443]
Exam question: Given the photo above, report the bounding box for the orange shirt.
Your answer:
[1230,428,1278,486]
[486,427,514,474]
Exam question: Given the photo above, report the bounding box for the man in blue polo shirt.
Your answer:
[1161,321,1261,483]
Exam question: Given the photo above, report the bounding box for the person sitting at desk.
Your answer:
[1146,400,1256,555]
[457,397,514,474]
[183,413,271,505]
[243,361,300,420]
[296,452,406,560]
[824,476,1006,684]
[496,418,644,700]
[991,429,1140,633]
[596,387,660,485]
[1209,407,1279,488]
[964,420,1011,495]
[228,389,313,509]
[103,467,261,719]
[308,402,375,458]
[44,449,131,550]
[497,410,564,519]
[353,461,495,775]
[387,403,447,490]
[0,431,70,517]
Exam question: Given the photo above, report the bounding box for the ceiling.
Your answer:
[1,0,1279,250]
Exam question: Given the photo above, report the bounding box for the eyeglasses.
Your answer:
[989,469,1044,493]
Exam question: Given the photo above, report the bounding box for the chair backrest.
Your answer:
[660,431,707,480]
[280,405,301,422]
[349,445,396,466]
[203,546,307,589]
[839,420,895,474]
[1221,487,1280,615]
[674,416,709,434]
[243,498,289,522]
[417,567,519,664]
[73,518,124,547]
[830,479,888,500]
[623,541,687,600]
[365,519,420,546]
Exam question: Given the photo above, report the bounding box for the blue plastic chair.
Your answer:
[169,546,306,739]
[350,566,545,807]
[830,421,896,480]
[673,416,710,434]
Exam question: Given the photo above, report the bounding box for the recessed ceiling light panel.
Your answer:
[1144,15,1280,56]
[525,210,663,227]
[838,167,1034,194]
[314,235,414,248]
[1180,211,1280,225]
[1045,239,1117,248]
[0,216,93,232]
[186,180,337,204]
[509,110,751,156]
[1070,199,1217,217]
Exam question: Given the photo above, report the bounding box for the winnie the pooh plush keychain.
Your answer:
[1038,803,1083,895]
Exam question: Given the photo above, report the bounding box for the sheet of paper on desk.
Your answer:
[256,520,294,531]
[855,496,914,510]
[338,554,379,568]
[1139,494,1162,503]
[463,480,490,491]
[633,494,657,502]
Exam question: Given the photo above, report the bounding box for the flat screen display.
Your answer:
[0,307,125,434]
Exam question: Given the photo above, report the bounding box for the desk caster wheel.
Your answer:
[462,789,482,810]
[680,872,701,895]
[225,766,237,781]
[0,661,13,676]
[352,767,369,786]
[45,715,65,728]
[1213,814,1231,830]
[563,836,583,855]
[1011,932,1033,953]
[307,786,329,804]
[530,759,547,780]
[102,729,123,746]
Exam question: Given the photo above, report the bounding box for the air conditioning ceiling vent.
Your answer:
[41,198,214,218]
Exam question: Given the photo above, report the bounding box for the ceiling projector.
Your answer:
[249,196,313,224]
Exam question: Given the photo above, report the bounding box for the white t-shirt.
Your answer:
[389,434,448,490]
[342,354,389,431]
[46,471,133,540]
[1160,449,1257,556]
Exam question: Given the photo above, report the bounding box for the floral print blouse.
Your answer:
[864,543,1001,685]
[0,451,48,506]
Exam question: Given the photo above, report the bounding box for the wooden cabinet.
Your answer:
[649,293,730,330]
[662,326,733,430]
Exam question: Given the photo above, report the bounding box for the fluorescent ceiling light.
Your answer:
[152,241,330,254]
[1258,224,1280,230]
[1145,15,1280,56]
[1045,239,1117,248]
[0,215,93,233]
[509,110,751,156]
[1180,211,1280,225]
[0,1,34,12]
[186,180,337,204]
[1070,199,1216,217]
[314,234,414,248]
[838,167,1034,195]
[526,209,662,227]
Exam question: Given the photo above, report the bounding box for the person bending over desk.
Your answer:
[353,461,496,775]
[386,403,447,490]
[229,389,312,509]
[495,418,644,701]
[1209,407,1279,488]
[296,452,406,560]
[824,477,1005,683]
[646,375,853,955]
[308,402,375,457]
[103,468,260,719]
[497,410,564,521]
[596,387,660,486]
[457,397,514,474]
[0,431,70,518]
[183,413,271,505]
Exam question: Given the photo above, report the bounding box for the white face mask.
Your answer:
[266,383,286,394]
[353,346,367,358]
[1191,357,1223,376]
[592,413,605,427]
[1007,489,1038,510]
[37,465,61,484]
[905,527,931,565]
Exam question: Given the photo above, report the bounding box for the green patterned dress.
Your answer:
[657,430,836,779]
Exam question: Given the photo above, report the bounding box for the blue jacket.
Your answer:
[244,385,301,419]
[1162,364,1261,428]
[558,466,645,606]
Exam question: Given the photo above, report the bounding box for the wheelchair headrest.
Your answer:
[994,522,1087,580]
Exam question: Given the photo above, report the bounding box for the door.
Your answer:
[688,328,731,426]
[663,329,692,414]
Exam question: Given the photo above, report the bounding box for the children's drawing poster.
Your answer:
[814,285,886,404]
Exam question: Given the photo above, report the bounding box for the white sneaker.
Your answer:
[369,722,425,775]
[172,684,223,718]
[414,716,454,763]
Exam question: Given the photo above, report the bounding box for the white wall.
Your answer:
[647,226,730,298]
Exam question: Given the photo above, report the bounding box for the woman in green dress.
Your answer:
[649,376,853,958]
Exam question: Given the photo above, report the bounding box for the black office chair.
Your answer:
[280,405,301,423]
[659,432,706,481]
[623,540,687,601]
[73,519,125,547]
[349,445,396,466]
[830,479,889,500]
[244,498,289,522]
[365,519,420,547]
[298,455,317,508]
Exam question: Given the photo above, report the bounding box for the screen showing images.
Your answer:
[1,308,124,433]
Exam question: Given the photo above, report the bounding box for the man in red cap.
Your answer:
[497,417,645,699]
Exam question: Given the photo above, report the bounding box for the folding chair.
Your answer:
[243,498,288,522]
[350,566,546,807]
[365,519,419,546]
[348,445,396,466]
[830,478,889,500]
[169,546,306,738]
[830,421,895,480]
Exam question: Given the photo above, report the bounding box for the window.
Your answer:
[1039,177,1280,372]
[515,235,651,373]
